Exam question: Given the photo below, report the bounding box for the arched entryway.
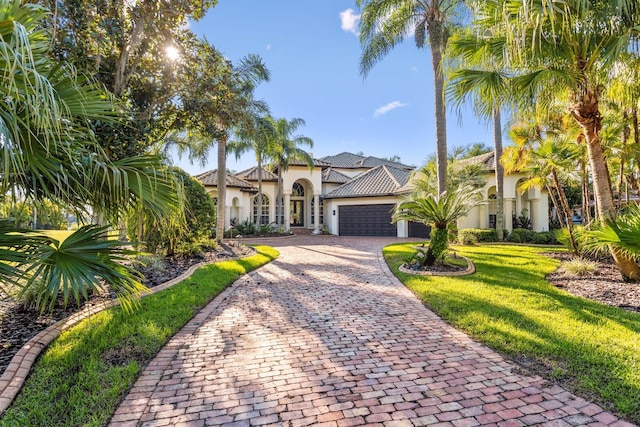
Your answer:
[290,182,305,227]
[288,179,319,229]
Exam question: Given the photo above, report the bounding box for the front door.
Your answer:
[290,200,304,226]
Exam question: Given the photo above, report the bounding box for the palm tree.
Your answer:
[503,120,581,252]
[393,184,482,266]
[471,0,640,280]
[585,204,640,268]
[356,0,462,195]
[447,29,512,240]
[0,1,175,312]
[267,117,314,228]
[167,41,270,242]
[228,114,276,226]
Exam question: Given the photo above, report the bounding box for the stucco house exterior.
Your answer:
[195,151,549,237]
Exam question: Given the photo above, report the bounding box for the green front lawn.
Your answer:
[384,243,640,424]
[0,245,278,427]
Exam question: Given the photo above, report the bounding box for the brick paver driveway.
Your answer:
[111,235,635,427]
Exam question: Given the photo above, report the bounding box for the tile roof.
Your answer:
[322,167,352,184]
[286,158,331,167]
[319,152,413,170]
[323,165,411,199]
[456,151,495,170]
[195,170,257,190]
[234,166,278,181]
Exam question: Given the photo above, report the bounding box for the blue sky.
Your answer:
[179,1,495,175]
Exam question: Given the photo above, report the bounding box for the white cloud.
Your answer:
[410,66,418,72]
[266,44,271,51]
[340,8,360,34]
[373,101,407,118]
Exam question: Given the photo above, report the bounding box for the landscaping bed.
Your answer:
[0,241,253,376]
[546,252,640,313]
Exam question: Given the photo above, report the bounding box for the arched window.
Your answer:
[253,195,270,225]
[292,182,305,197]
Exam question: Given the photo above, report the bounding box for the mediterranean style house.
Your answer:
[195,151,549,237]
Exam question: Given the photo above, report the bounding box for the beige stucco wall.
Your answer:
[458,172,549,232]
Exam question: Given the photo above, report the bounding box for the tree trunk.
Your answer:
[571,91,640,280]
[552,169,578,253]
[429,37,447,195]
[215,136,227,243]
[276,167,283,228]
[547,184,564,228]
[256,158,263,226]
[114,11,145,96]
[581,162,591,223]
[493,105,504,240]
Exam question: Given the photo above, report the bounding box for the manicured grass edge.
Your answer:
[0,245,278,427]
[383,243,640,425]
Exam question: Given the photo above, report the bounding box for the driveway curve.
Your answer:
[110,235,635,427]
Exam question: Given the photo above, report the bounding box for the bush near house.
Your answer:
[458,228,498,243]
[459,228,559,245]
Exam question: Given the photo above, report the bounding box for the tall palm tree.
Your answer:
[267,117,314,228]
[168,41,270,242]
[471,0,640,280]
[228,114,276,226]
[357,0,462,195]
[447,29,511,240]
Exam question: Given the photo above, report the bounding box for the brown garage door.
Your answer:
[339,204,397,236]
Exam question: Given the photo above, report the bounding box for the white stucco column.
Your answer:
[284,193,291,231]
[313,194,320,234]
[225,206,231,230]
[504,198,514,231]
[479,204,487,229]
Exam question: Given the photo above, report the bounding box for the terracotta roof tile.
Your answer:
[320,152,413,170]
[195,170,257,190]
[323,165,411,199]
[456,151,495,170]
[234,166,278,181]
[322,167,352,184]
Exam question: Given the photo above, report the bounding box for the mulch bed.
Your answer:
[0,242,252,376]
[546,252,640,313]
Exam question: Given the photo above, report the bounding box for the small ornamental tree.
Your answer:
[394,185,482,266]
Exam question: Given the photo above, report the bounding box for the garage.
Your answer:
[408,221,431,238]
[339,204,397,236]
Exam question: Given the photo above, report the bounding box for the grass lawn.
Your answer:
[38,229,74,242]
[0,245,278,427]
[384,243,640,424]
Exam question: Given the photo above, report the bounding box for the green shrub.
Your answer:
[458,228,498,243]
[236,218,257,235]
[510,228,535,243]
[532,231,558,244]
[459,232,478,245]
[507,232,522,243]
[130,168,215,256]
[561,257,599,277]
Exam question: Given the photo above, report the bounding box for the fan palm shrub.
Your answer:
[393,185,482,266]
[584,203,640,281]
[0,1,176,312]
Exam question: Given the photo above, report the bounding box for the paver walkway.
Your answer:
[110,236,635,427]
